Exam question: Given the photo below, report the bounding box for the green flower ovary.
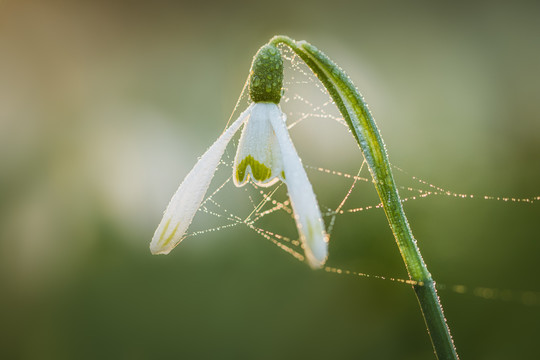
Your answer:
[249,44,283,103]
[235,155,272,183]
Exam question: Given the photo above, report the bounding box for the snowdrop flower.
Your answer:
[150,44,328,268]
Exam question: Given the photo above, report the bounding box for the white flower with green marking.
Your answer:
[150,44,328,268]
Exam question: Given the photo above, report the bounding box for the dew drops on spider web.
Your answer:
[182,44,540,308]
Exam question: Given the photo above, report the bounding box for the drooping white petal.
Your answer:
[233,103,284,187]
[268,107,328,268]
[150,105,252,255]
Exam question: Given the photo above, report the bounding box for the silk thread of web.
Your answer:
[181,44,540,307]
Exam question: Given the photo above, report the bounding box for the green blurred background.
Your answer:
[1,0,539,358]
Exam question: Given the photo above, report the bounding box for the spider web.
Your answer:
[181,45,540,306]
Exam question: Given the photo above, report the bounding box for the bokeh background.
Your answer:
[1,0,539,359]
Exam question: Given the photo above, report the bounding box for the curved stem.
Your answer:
[270,35,458,360]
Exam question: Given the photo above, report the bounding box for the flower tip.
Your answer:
[149,242,172,255]
[149,220,182,255]
[305,236,328,269]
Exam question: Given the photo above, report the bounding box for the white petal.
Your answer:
[268,107,329,268]
[150,105,252,255]
[233,103,284,187]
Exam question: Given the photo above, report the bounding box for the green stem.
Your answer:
[270,35,458,360]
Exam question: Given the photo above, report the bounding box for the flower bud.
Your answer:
[249,44,283,104]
